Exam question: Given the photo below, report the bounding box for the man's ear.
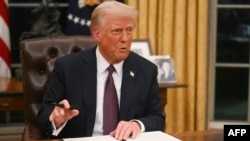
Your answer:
[91,28,101,42]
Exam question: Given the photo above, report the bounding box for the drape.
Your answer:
[125,0,208,133]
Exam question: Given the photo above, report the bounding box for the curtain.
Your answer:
[125,0,208,133]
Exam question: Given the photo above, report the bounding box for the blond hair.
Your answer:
[90,1,138,30]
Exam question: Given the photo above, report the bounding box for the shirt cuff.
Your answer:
[51,121,67,136]
[130,119,145,132]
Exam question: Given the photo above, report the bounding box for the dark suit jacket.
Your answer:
[37,47,165,139]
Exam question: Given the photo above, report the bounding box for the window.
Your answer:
[209,0,250,128]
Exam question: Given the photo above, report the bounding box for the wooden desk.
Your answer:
[0,78,24,123]
[170,130,224,141]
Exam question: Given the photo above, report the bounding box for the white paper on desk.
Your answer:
[63,131,182,141]
[63,135,115,141]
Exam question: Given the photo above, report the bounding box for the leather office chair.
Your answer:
[20,35,97,141]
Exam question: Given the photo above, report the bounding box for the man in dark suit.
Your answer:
[37,1,164,140]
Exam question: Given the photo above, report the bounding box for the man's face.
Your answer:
[92,15,135,64]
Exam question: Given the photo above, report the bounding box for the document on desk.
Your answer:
[63,131,181,141]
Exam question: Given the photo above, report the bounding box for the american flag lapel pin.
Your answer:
[130,71,134,77]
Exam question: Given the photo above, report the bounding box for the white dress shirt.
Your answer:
[92,47,124,136]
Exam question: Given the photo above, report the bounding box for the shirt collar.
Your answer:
[96,46,123,76]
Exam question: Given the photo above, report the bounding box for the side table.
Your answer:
[0,78,24,123]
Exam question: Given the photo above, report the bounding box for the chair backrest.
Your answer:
[20,35,97,127]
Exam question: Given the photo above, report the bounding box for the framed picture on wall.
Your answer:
[148,55,177,83]
[130,39,152,57]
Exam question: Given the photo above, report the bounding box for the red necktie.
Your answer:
[103,65,119,135]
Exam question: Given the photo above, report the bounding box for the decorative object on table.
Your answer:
[19,0,64,41]
[130,39,152,58]
[148,55,177,83]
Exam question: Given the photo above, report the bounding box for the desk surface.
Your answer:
[170,130,224,141]
[0,78,23,94]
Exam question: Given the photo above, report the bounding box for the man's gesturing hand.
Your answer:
[49,99,79,128]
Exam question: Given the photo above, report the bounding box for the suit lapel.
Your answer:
[78,47,97,136]
[119,54,136,120]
